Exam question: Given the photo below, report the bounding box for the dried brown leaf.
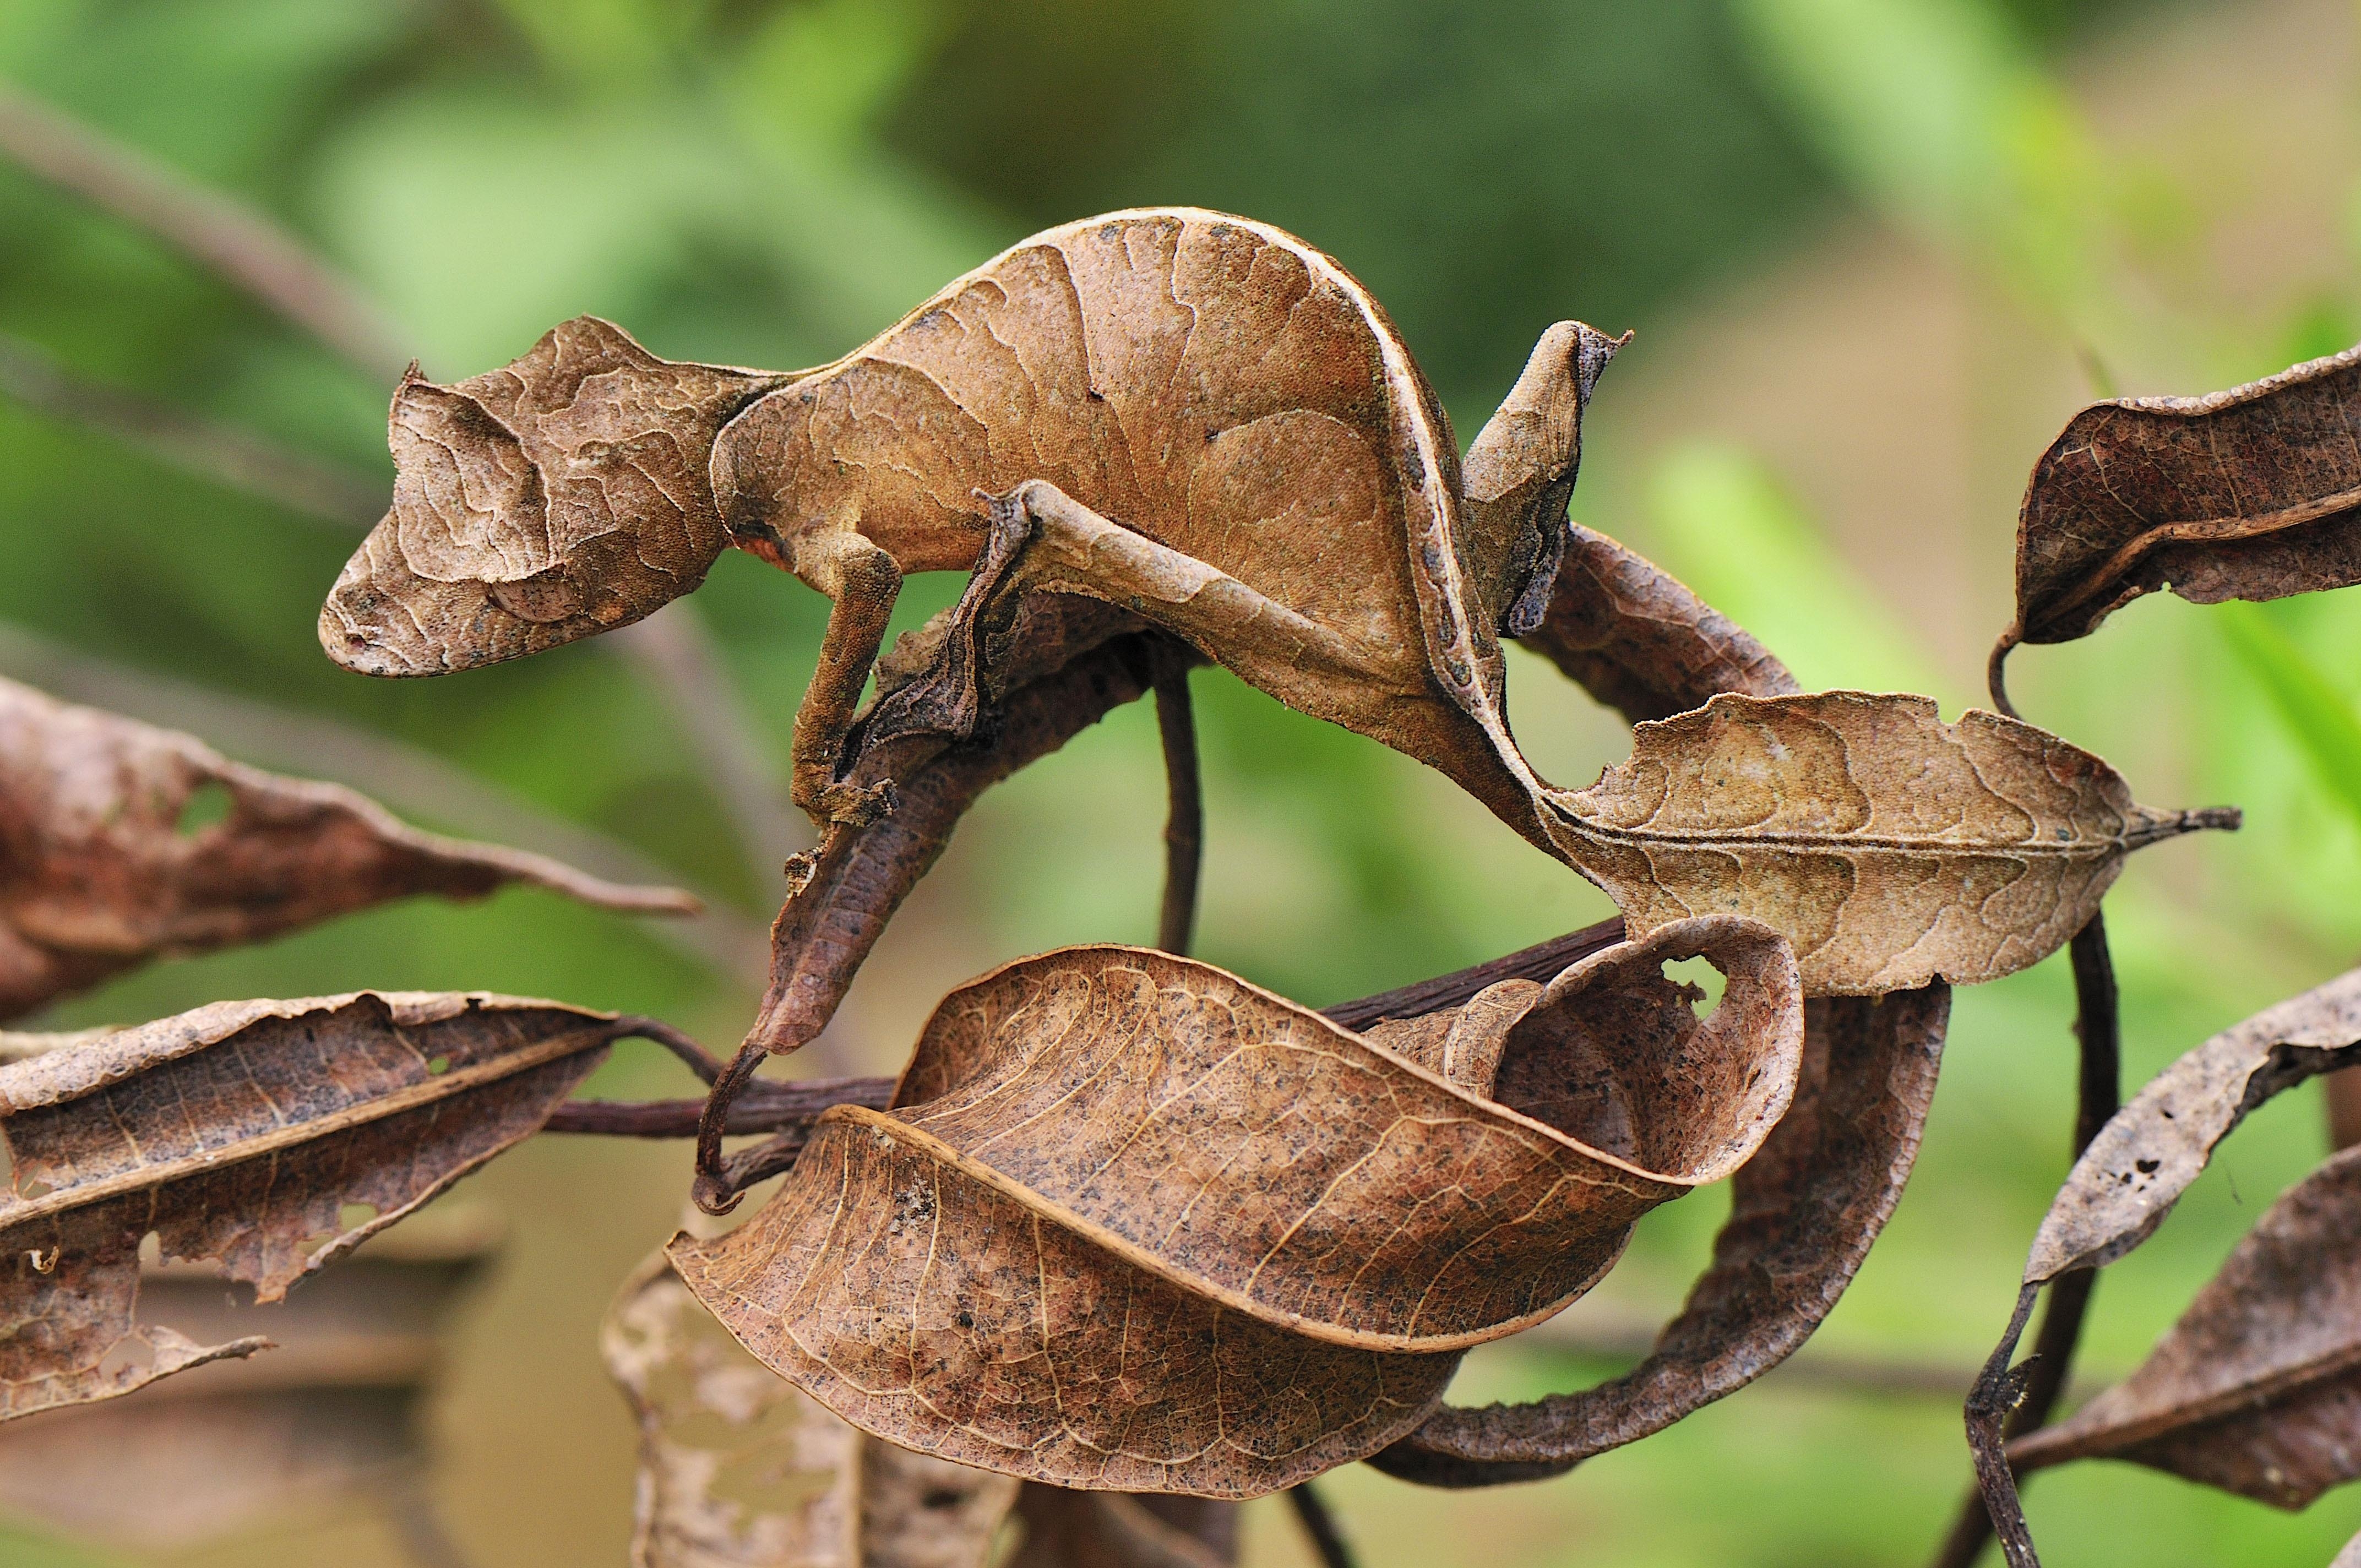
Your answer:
[604,1251,1021,1568]
[671,920,1801,1495]
[0,1208,496,1550]
[1372,982,1949,1483]
[1995,344,2361,682]
[2024,967,2361,1287]
[2010,1144,2361,1507]
[1548,692,2231,996]
[0,990,635,1418]
[0,675,693,1020]
[1963,966,2361,1566]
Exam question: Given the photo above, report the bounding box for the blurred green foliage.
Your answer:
[2,0,2357,1565]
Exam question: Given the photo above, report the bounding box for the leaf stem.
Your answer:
[1151,652,1203,956]
[1932,910,2118,1568]
[1286,1483,1358,1568]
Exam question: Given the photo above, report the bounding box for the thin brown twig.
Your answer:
[1151,655,1201,956]
[1323,914,1624,1032]
[0,330,387,526]
[0,86,410,381]
[1933,910,2119,1568]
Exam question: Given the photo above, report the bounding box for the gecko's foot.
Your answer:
[809,777,899,829]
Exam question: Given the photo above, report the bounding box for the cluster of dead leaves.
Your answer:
[12,203,2352,1568]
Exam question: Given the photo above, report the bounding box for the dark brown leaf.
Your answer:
[603,1252,1020,1568]
[0,1206,497,1550]
[1961,965,2361,1567]
[0,991,636,1418]
[0,674,694,1021]
[2010,1144,2361,1508]
[671,920,1802,1495]
[1516,521,1799,725]
[1994,343,2361,685]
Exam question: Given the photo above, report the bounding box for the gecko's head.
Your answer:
[320,317,788,676]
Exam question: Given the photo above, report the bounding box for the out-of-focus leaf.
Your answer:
[0,674,694,1021]
[672,924,1803,1495]
[2011,1144,2361,1509]
[0,990,635,1418]
[604,1251,1021,1568]
[1732,0,2108,326]
[2216,600,2361,834]
[0,1205,498,1551]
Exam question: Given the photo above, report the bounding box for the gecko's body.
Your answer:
[322,208,1618,840]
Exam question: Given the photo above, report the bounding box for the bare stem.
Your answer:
[0,86,410,381]
[1285,1483,1357,1568]
[1932,910,2118,1568]
[1151,654,1202,956]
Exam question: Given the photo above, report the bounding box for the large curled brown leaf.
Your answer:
[0,990,642,1419]
[671,920,1802,1495]
[1546,690,2231,996]
[603,1253,1020,1568]
[1963,966,2361,1567]
[0,1207,497,1551]
[1994,342,2361,688]
[2010,1144,2361,1508]
[0,674,693,1020]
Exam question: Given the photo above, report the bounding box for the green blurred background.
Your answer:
[3,0,2359,1562]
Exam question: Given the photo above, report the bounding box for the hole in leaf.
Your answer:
[17,1179,51,1200]
[339,1202,379,1231]
[1660,956,1727,1021]
[173,781,235,838]
[425,1055,450,1076]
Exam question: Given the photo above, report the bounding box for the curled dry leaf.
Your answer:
[1550,691,2233,996]
[671,920,1802,1495]
[0,990,635,1419]
[2010,1144,2361,1509]
[1995,342,2361,692]
[2024,966,2361,1287]
[0,674,693,1021]
[0,1206,498,1551]
[603,1253,1020,1568]
[1963,966,2361,1566]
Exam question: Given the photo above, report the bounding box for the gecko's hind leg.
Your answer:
[860,488,1033,749]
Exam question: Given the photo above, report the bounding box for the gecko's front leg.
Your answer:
[787,525,905,829]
